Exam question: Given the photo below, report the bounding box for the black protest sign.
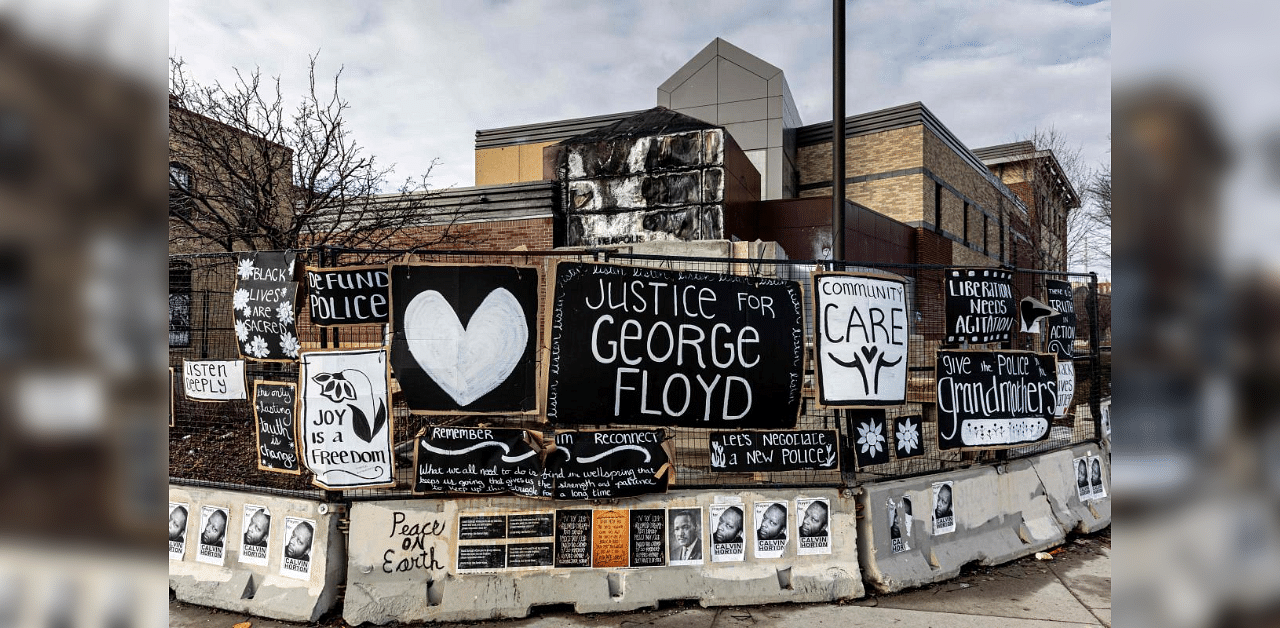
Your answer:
[1044,279,1077,361]
[707,430,839,472]
[457,515,507,540]
[546,261,805,428]
[457,545,505,571]
[507,543,555,568]
[847,408,891,468]
[935,350,1058,450]
[892,415,924,459]
[944,268,1015,344]
[554,510,593,568]
[390,264,540,415]
[546,430,672,499]
[813,272,909,405]
[629,509,666,567]
[299,348,395,489]
[253,381,301,475]
[305,266,390,326]
[508,513,555,538]
[413,427,551,498]
[233,252,300,361]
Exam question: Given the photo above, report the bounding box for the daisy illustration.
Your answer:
[237,257,256,280]
[857,421,886,456]
[233,288,251,312]
[247,335,269,358]
[896,417,920,454]
[276,301,294,325]
[279,332,300,358]
[234,320,248,342]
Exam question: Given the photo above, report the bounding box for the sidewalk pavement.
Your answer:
[171,529,1110,628]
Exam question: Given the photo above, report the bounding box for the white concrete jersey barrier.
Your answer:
[342,489,862,625]
[856,442,1110,594]
[167,486,345,622]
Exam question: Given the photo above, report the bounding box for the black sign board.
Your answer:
[707,430,839,472]
[507,542,555,568]
[936,350,1058,450]
[457,545,505,571]
[847,408,891,468]
[1044,279,1076,361]
[546,430,672,499]
[457,515,507,540]
[413,427,551,497]
[892,415,924,459]
[233,252,300,361]
[253,381,300,474]
[546,261,805,428]
[390,264,541,414]
[554,510,593,568]
[305,266,390,326]
[944,268,1015,344]
[508,513,555,539]
[629,509,666,568]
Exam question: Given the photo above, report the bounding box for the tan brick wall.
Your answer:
[475,142,558,185]
[796,126,926,223]
[950,240,998,267]
[367,217,556,251]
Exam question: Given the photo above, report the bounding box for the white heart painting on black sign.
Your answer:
[404,287,528,407]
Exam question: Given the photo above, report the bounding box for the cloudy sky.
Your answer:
[170,0,1110,194]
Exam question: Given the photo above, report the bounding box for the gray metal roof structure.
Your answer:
[475,110,645,150]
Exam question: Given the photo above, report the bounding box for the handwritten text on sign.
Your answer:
[253,382,300,473]
[300,348,394,489]
[183,359,246,401]
[814,273,908,405]
[546,430,670,499]
[1044,279,1076,361]
[306,266,390,326]
[547,262,805,428]
[944,269,1015,344]
[413,427,550,498]
[233,252,299,360]
[935,350,1057,449]
[708,430,839,472]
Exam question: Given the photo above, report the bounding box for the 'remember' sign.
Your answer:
[546,262,805,428]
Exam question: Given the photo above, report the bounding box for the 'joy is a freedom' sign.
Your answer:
[546,262,804,429]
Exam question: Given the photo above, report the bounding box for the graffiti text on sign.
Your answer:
[381,511,447,574]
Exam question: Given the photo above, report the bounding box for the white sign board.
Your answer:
[813,273,909,405]
[182,359,246,401]
[300,348,394,489]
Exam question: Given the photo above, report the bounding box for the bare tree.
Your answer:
[1004,127,1108,272]
[1085,162,1111,262]
[168,55,480,255]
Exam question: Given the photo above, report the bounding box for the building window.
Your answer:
[962,202,969,245]
[169,162,194,220]
[983,214,989,254]
[933,183,942,234]
[169,260,192,348]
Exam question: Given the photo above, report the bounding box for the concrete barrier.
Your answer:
[857,442,1110,594]
[167,485,345,622]
[341,489,863,625]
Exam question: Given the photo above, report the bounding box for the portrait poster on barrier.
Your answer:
[196,505,229,566]
[546,429,672,499]
[944,268,1016,344]
[183,359,246,401]
[305,265,390,326]
[709,503,746,562]
[932,481,955,535]
[1045,279,1077,361]
[1074,456,1092,501]
[389,263,540,415]
[280,516,315,579]
[545,261,805,429]
[935,350,1057,449]
[796,497,831,556]
[413,426,550,498]
[1089,455,1107,499]
[667,507,703,565]
[708,430,838,472]
[753,500,789,559]
[889,496,909,554]
[554,510,593,568]
[253,381,301,475]
[812,272,909,406]
[1100,397,1112,443]
[239,505,271,566]
[233,251,300,361]
[299,348,394,490]
[168,502,189,560]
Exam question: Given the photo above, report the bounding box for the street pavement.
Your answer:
[170,529,1110,628]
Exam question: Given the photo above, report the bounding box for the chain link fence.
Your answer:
[169,247,1110,501]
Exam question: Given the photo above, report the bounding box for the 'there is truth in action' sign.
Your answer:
[545,262,805,429]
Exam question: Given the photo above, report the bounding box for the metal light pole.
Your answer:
[832,0,846,262]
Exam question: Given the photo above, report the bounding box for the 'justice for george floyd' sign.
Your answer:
[545,262,805,429]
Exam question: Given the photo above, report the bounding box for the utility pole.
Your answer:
[832,0,846,263]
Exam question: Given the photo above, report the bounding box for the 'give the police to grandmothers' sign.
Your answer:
[545,262,804,429]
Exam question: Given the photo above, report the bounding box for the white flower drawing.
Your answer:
[279,332,300,358]
[857,421,885,456]
[237,257,256,279]
[233,288,251,311]
[896,417,920,454]
[247,335,269,358]
[234,320,248,342]
[276,301,294,325]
